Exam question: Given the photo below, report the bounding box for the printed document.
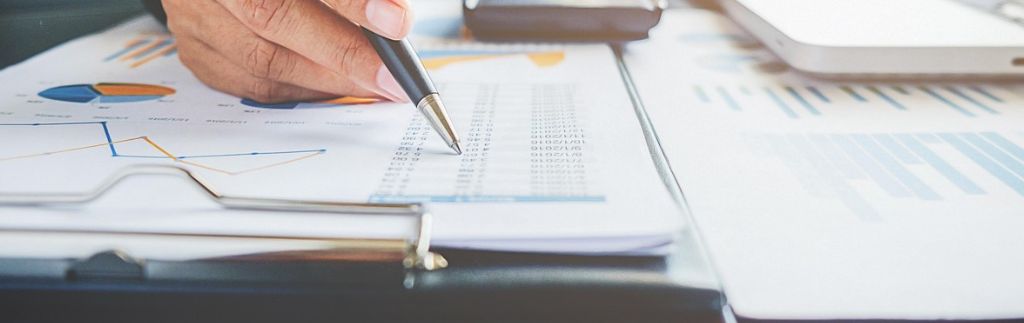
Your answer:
[625,9,1024,319]
[0,3,682,257]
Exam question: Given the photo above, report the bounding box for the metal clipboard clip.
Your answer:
[0,164,447,271]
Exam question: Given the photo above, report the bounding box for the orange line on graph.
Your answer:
[0,137,142,162]
[120,37,167,61]
[131,44,177,68]
[0,136,322,176]
[122,36,146,49]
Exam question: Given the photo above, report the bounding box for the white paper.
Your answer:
[0,5,682,258]
[625,9,1024,320]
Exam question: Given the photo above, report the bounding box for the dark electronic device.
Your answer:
[463,0,665,41]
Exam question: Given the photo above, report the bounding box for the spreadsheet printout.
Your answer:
[0,6,682,257]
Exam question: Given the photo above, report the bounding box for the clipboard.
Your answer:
[0,165,723,322]
[0,12,724,321]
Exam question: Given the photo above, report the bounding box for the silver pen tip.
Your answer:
[451,142,463,155]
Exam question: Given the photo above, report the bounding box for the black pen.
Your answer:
[361,28,462,155]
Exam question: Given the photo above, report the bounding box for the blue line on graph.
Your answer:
[945,86,997,114]
[840,86,867,102]
[805,86,831,103]
[890,86,910,95]
[981,132,1024,162]
[896,134,984,195]
[852,134,940,200]
[919,87,975,117]
[104,39,151,61]
[872,134,920,164]
[0,121,326,161]
[867,86,906,110]
[938,133,1024,196]
[832,134,913,198]
[716,86,741,111]
[969,86,1003,103]
[961,133,1024,179]
[785,86,821,115]
[368,195,606,203]
[694,85,711,103]
[117,149,327,159]
[764,87,799,119]
[99,121,117,156]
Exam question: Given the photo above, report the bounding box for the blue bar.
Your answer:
[805,86,831,103]
[840,86,867,102]
[969,86,1003,103]
[785,86,821,115]
[872,134,920,164]
[808,134,865,179]
[786,134,880,219]
[766,134,827,196]
[764,87,799,119]
[867,86,906,110]
[832,134,913,198]
[103,39,151,61]
[945,86,998,114]
[939,133,1024,196]
[960,133,1024,179]
[716,86,741,111]
[694,85,711,103]
[852,134,940,200]
[896,134,984,194]
[920,86,975,117]
[981,132,1024,162]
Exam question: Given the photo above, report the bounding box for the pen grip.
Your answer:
[361,28,436,102]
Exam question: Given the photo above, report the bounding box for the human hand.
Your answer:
[164,0,413,103]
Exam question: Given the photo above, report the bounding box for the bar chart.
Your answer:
[747,132,1024,218]
[691,84,1012,119]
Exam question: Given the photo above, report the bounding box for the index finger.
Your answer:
[215,0,398,99]
[319,0,414,40]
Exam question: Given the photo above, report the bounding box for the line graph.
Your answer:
[0,122,325,175]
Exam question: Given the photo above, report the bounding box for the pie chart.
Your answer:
[39,83,175,103]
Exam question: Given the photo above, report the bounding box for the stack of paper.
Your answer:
[0,2,683,258]
[624,9,1024,320]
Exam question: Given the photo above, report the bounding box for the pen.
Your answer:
[361,27,463,155]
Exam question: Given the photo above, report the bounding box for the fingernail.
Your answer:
[377,65,409,102]
[366,0,408,39]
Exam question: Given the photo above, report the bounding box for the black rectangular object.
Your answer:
[463,0,664,42]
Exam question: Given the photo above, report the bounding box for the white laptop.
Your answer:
[720,0,1024,76]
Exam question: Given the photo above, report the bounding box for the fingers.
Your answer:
[168,0,388,100]
[177,34,333,103]
[215,0,406,101]
[319,0,414,40]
